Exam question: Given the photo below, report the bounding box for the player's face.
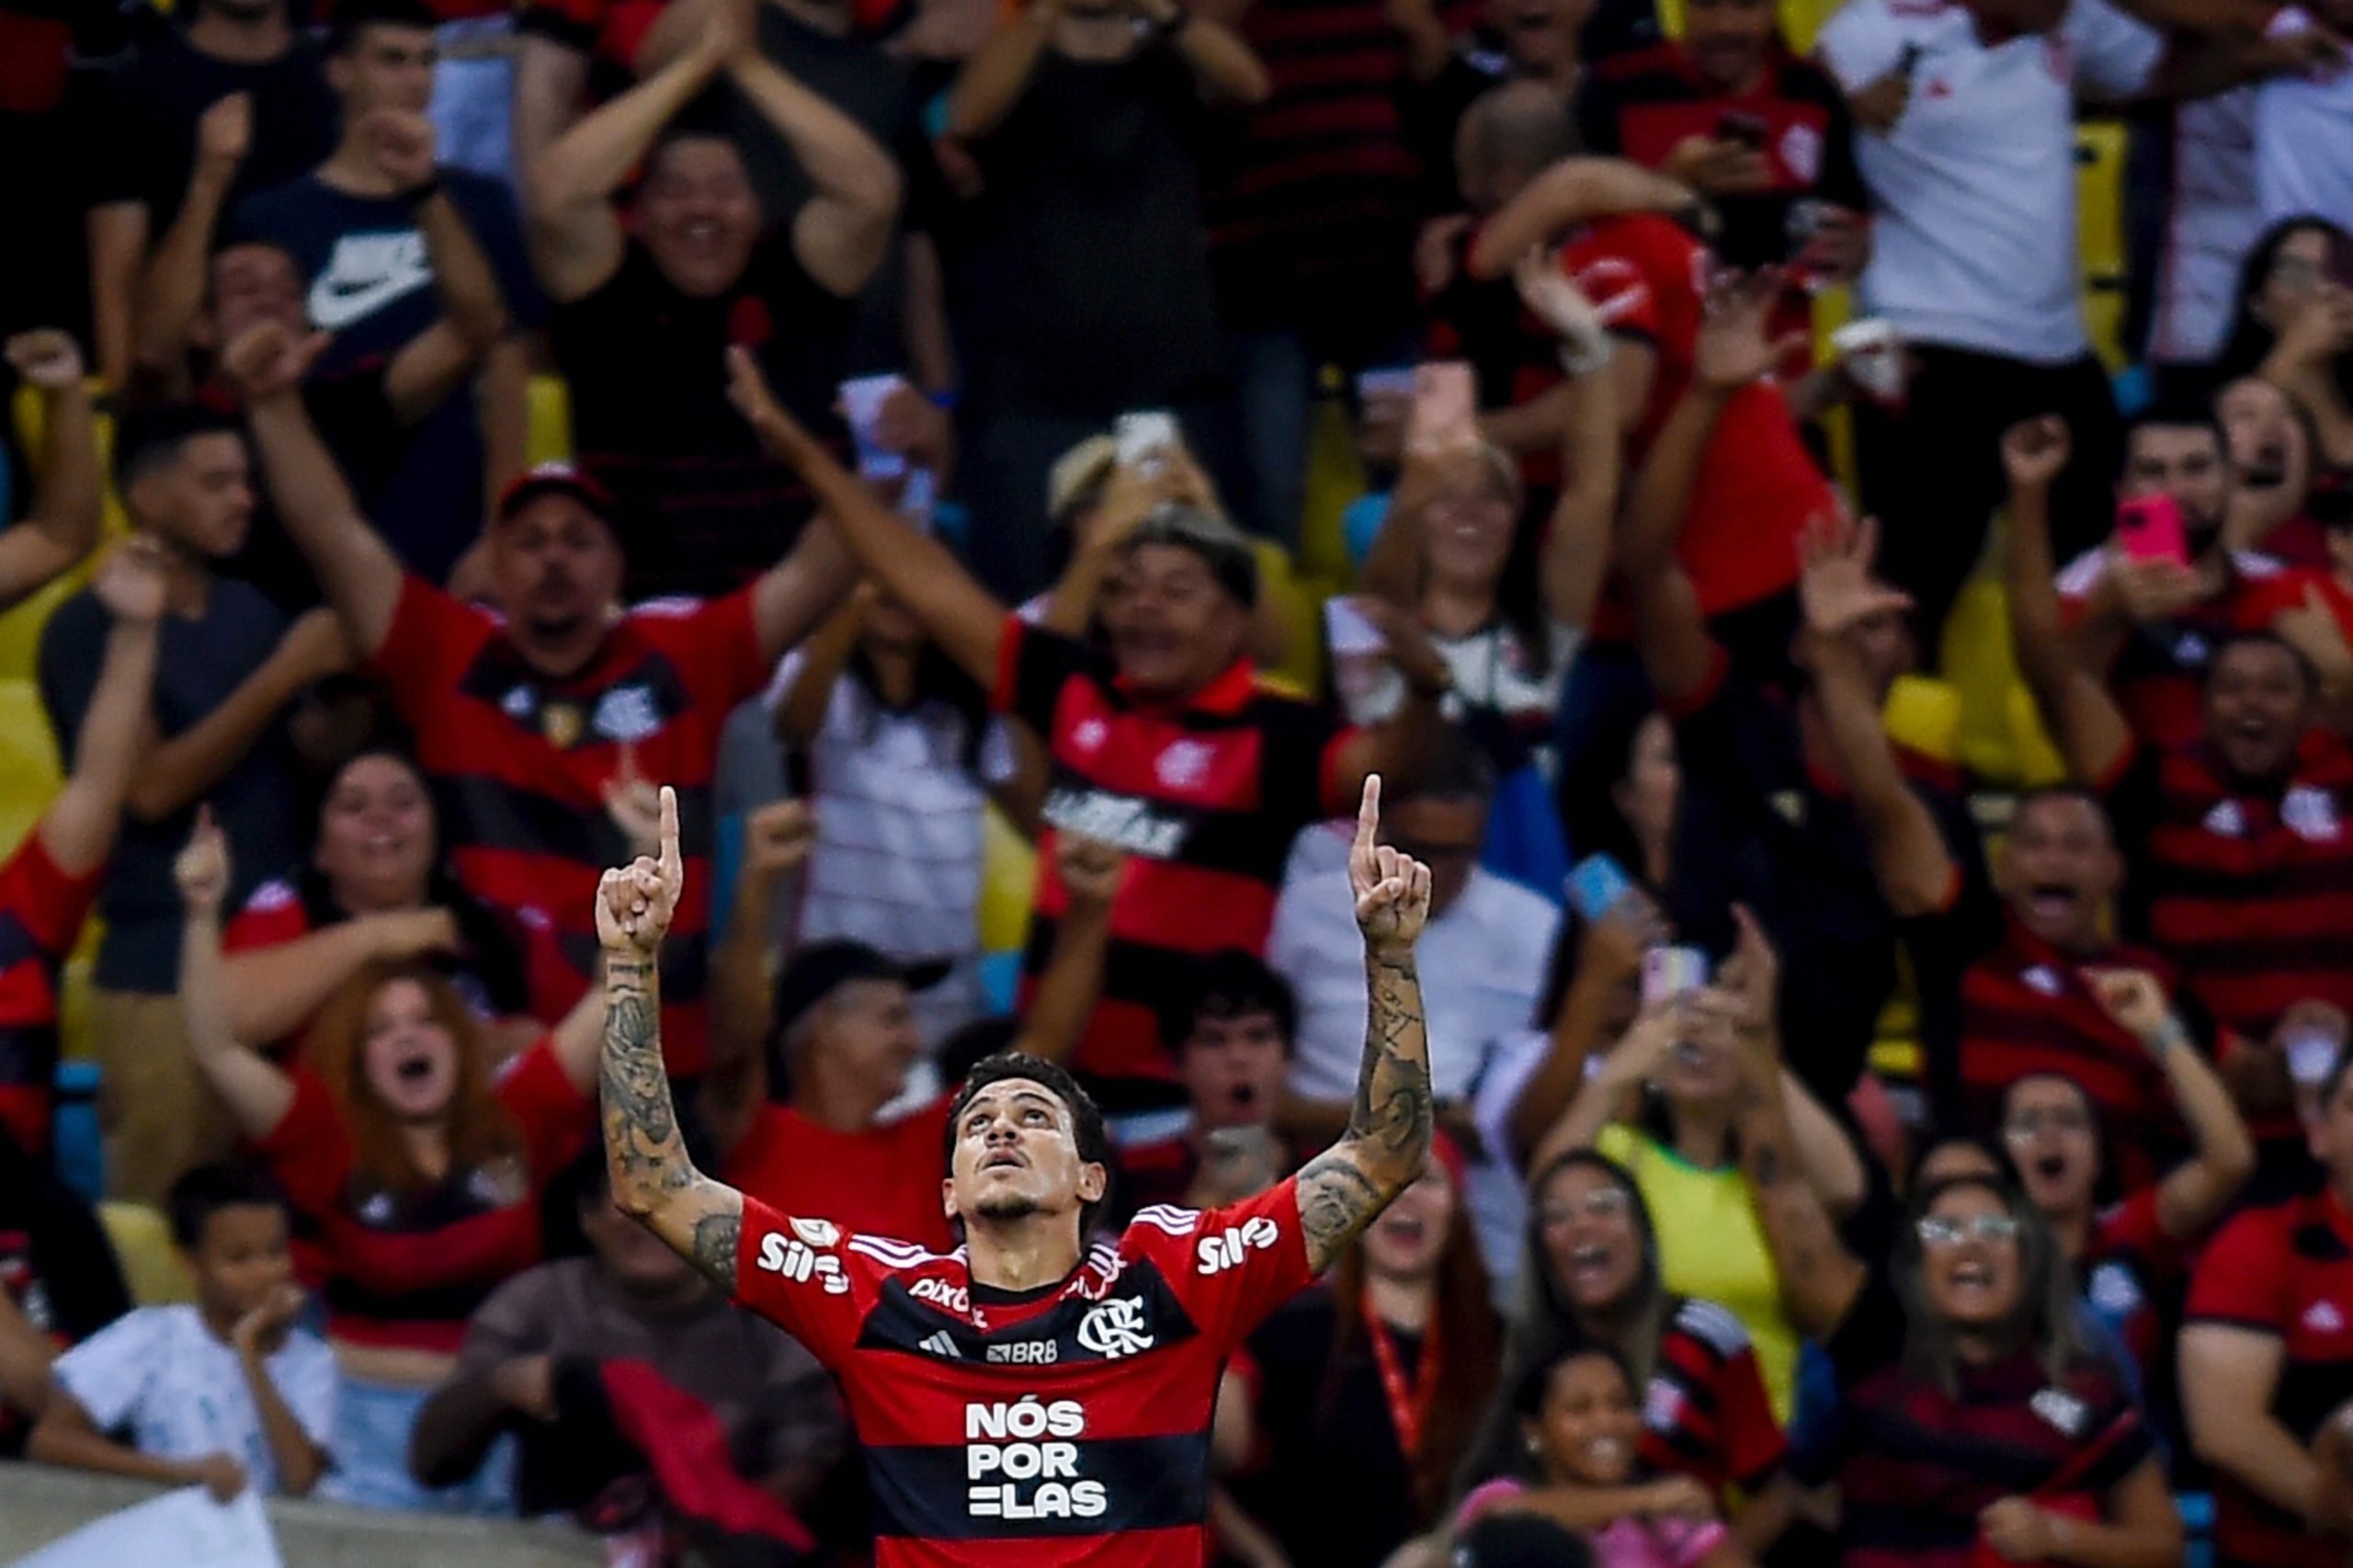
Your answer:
[1101,543,1251,700]
[945,1079,1108,1226]
[2001,1074,2100,1216]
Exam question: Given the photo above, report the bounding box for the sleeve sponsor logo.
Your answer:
[756,1233,849,1294]
[1195,1216,1281,1276]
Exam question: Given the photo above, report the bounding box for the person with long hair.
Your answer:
[2217,215,2353,472]
[175,810,603,1513]
[1739,1074,2182,1565]
[220,747,541,1057]
[1229,1135,1503,1567]
[1453,1342,1747,1568]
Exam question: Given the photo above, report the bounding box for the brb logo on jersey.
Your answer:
[1075,1297,1154,1359]
[964,1398,1107,1520]
[756,1233,849,1295]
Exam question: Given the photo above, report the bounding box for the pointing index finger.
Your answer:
[657,785,681,881]
[1352,774,1382,872]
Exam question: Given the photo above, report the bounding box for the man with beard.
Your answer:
[2010,413,2353,1192]
[224,318,852,1077]
[2047,400,2295,749]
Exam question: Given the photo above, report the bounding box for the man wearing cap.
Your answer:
[700,834,1126,1249]
[226,319,852,1076]
[728,351,1449,1128]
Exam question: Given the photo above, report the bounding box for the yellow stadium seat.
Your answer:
[525,374,574,469]
[977,804,1037,955]
[97,1202,195,1306]
[1881,672,1960,765]
[1254,540,1324,697]
[2075,122,2131,371]
[1298,381,1367,591]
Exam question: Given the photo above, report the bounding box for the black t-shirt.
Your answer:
[551,233,855,600]
[84,21,336,233]
[36,578,301,993]
[1665,653,1999,1105]
[0,1126,130,1457]
[942,38,1225,415]
[230,168,541,584]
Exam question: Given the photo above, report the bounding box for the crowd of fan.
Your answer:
[0,0,2351,1561]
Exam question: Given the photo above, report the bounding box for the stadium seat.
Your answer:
[976,804,1037,957]
[524,373,575,468]
[97,1201,195,1306]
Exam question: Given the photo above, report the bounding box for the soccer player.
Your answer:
[595,778,1436,1564]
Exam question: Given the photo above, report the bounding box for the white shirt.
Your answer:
[1274,865,1559,1105]
[51,1305,336,1496]
[2147,90,2263,365]
[1816,0,2164,361]
[2256,12,2353,228]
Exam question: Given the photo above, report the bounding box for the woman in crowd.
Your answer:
[176,810,602,1513]
[1529,914,1862,1422]
[2217,215,2353,472]
[1454,1342,1747,1568]
[768,581,1021,1059]
[1740,1066,2182,1565]
[220,748,544,1058]
[1233,1137,1502,1568]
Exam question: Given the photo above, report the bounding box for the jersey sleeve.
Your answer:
[49,1308,158,1430]
[2065,0,2165,101]
[733,1197,873,1370]
[1700,1320,1788,1490]
[991,616,1105,734]
[222,878,311,955]
[363,574,495,727]
[1812,0,1904,93]
[1137,1175,1317,1355]
[254,1069,358,1221]
[2185,1206,2291,1333]
[490,1037,595,1186]
[637,583,765,714]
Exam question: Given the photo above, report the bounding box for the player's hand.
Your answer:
[2000,415,2071,494]
[1349,775,1432,958]
[4,329,87,393]
[220,319,331,404]
[185,1451,248,1504]
[597,786,685,953]
[1055,833,1127,908]
[230,1282,306,1357]
[176,806,231,915]
[92,536,168,626]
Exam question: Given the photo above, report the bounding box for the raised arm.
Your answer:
[1797,512,1959,918]
[1012,835,1124,1063]
[176,812,297,1139]
[131,94,249,390]
[728,52,904,299]
[229,1285,329,1497]
[701,799,816,1162]
[1506,896,1664,1165]
[1526,997,1679,1175]
[1294,777,1437,1275]
[362,112,512,425]
[1138,0,1272,105]
[527,13,740,303]
[727,348,1006,686]
[947,2,1060,142]
[0,333,105,610]
[221,910,460,1050]
[1515,253,1621,634]
[37,540,164,878]
[1733,1026,1868,1341]
[2002,417,2133,785]
[599,787,745,1287]
[228,321,405,658]
[2086,971,2255,1242]
[1463,158,1698,281]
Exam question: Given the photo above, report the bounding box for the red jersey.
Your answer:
[733,1176,1317,1565]
[1957,926,2185,1192]
[2187,1192,2353,1568]
[2081,1186,2186,1383]
[1561,213,1831,634]
[994,620,1352,1107]
[256,1038,593,1353]
[0,829,101,1156]
[725,1096,960,1255]
[1645,1297,1787,1496]
[2054,548,2289,749]
[364,575,767,1074]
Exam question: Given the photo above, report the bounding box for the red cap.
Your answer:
[495,460,617,527]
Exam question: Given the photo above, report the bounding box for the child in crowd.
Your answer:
[28,1162,334,1499]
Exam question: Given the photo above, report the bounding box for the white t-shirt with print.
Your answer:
[2256,11,2353,228]
[51,1304,336,1495]
[1815,0,2164,362]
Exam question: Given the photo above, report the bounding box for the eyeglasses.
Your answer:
[2002,1108,2092,1138]
[1540,1188,1634,1228]
[1915,1213,2022,1247]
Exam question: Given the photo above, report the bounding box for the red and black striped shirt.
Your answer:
[0,829,101,1158]
[1957,926,2186,1192]
[1645,1296,1787,1497]
[993,620,1352,1110]
[2187,1191,2353,1568]
[365,574,767,1075]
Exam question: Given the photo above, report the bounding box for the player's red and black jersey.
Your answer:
[2105,733,2353,1140]
[734,1177,1316,1565]
[364,574,766,1074]
[256,1037,593,1353]
[1957,925,2187,1192]
[1644,1296,1787,1496]
[0,827,101,1157]
[994,619,1354,1108]
[2187,1192,2353,1567]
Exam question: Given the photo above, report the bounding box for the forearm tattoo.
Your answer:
[1300,950,1435,1272]
[600,954,740,1288]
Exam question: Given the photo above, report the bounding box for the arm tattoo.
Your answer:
[1299,949,1436,1274]
[600,953,741,1288]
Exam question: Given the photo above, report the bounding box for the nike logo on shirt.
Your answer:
[307,231,433,330]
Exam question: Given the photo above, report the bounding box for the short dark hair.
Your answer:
[1393,724,1497,809]
[1156,949,1297,1055]
[1509,1337,1635,1419]
[167,1161,289,1250]
[2208,628,2320,697]
[328,0,439,54]
[943,1052,1113,1234]
[113,403,241,493]
[2121,393,2228,472]
[2006,783,2115,844]
[1120,504,1259,609]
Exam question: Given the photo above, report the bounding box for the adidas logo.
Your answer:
[921,1331,963,1359]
